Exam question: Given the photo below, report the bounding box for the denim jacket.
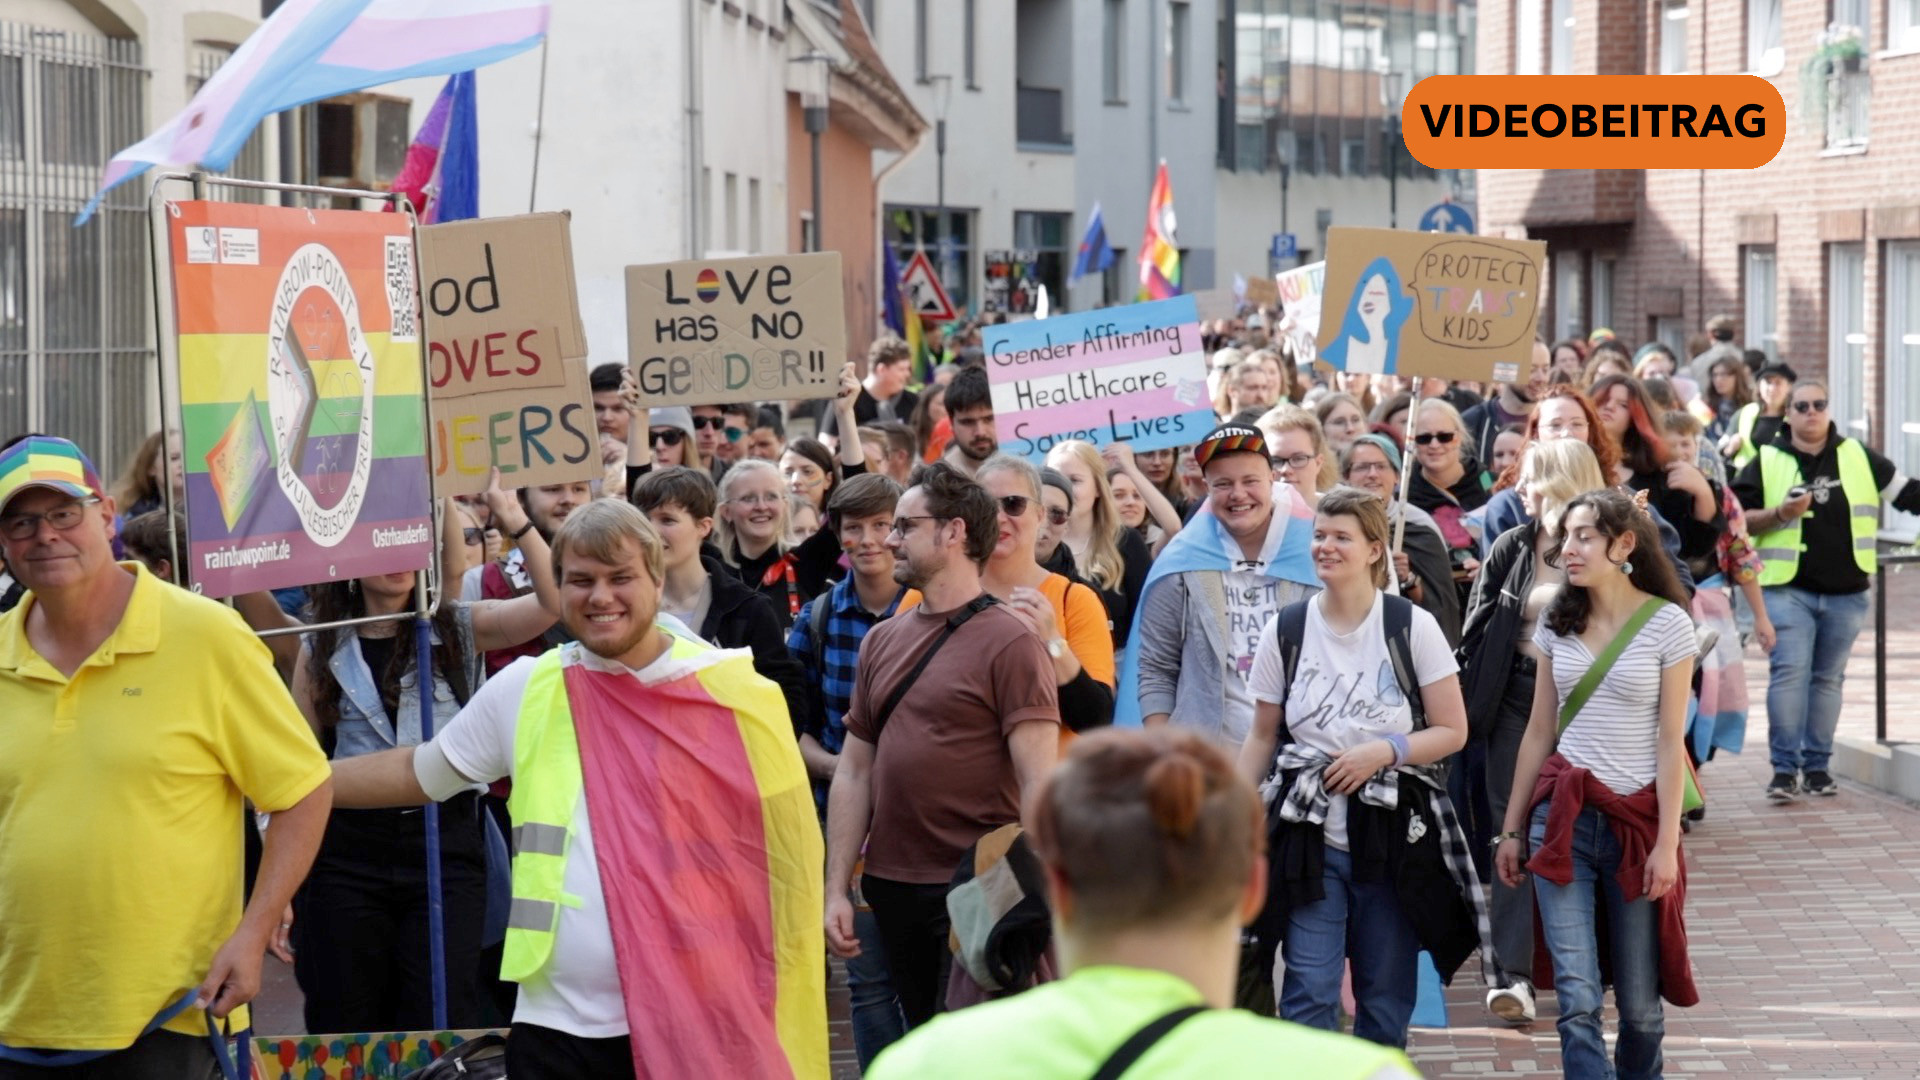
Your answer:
[321,604,482,760]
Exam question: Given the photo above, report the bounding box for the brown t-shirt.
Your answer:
[845,600,1060,883]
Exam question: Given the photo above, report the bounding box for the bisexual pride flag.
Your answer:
[170,202,432,598]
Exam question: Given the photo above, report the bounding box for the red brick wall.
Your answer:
[1478,0,1920,452]
[788,102,880,370]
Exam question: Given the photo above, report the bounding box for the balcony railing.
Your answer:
[1016,85,1071,147]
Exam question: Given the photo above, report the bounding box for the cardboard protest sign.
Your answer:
[254,1030,506,1079]
[1244,275,1279,309]
[625,252,846,407]
[1315,227,1547,383]
[1276,261,1325,367]
[1191,288,1237,323]
[983,295,1214,459]
[168,202,433,599]
[416,212,597,496]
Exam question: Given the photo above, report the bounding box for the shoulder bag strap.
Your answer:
[1557,597,1667,735]
[870,593,1001,740]
[1273,599,1311,747]
[1089,1005,1208,1080]
[1380,594,1426,731]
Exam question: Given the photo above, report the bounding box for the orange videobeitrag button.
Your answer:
[1401,75,1784,170]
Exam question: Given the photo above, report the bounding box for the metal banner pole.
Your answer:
[1387,383,1423,593]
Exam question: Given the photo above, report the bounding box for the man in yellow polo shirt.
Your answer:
[0,436,332,1078]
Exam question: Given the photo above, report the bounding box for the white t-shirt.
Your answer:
[424,649,664,1038]
[1219,508,1292,724]
[1531,602,1696,796]
[1249,591,1458,849]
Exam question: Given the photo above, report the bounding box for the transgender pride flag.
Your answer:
[80,0,547,221]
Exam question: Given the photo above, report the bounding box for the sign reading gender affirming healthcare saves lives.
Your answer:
[983,295,1213,459]
[168,202,433,599]
[625,252,846,408]
[416,212,596,496]
[1315,227,1546,384]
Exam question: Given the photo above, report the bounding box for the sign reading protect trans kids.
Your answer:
[983,295,1213,459]
[168,201,434,599]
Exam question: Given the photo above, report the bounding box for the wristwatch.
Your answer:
[1046,637,1068,659]
[1490,830,1523,848]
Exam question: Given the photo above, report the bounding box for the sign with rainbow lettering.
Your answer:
[982,295,1214,459]
[169,202,434,599]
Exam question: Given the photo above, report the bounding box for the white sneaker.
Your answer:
[1485,980,1537,1023]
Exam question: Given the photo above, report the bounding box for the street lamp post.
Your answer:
[793,51,833,252]
[929,75,953,287]
[1378,65,1407,229]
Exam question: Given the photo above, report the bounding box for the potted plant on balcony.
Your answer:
[1800,23,1866,129]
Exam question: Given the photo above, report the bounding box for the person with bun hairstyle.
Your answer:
[866,728,1422,1079]
[1236,487,1484,1049]
[1495,488,1700,1080]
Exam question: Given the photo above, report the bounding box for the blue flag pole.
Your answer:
[416,613,448,1029]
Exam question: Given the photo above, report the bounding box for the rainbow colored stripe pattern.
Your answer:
[1136,161,1182,301]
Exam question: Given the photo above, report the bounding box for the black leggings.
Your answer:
[0,1031,215,1080]
[505,1024,635,1080]
[292,797,488,1033]
[861,875,953,1029]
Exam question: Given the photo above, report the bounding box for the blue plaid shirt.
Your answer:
[786,577,917,754]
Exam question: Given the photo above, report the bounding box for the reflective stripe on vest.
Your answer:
[1753,439,1879,586]
[499,649,583,982]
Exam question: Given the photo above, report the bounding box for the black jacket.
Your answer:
[1458,521,1540,739]
[1398,510,1463,646]
[698,555,810,733]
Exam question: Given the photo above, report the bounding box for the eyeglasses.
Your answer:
[890,515,943,536]
[1348,461,1392,476]
[651,428,686,446]
[729,493,785,507]
[723,426,746,442]
[1541,419,1589,437]
[461,527,484,546]
[1042,507,1071,526]
[996,494,1032,517]
[1792,399,1829,414]
[691,415,724,430]
[0,497,101,541]
[1413,431,1457,446]
[1271,453,1317,471]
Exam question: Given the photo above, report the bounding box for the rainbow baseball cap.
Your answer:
[0,436,108,517]
[1192,422,1269,470]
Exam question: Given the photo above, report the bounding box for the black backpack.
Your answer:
[1267,592,1428,750]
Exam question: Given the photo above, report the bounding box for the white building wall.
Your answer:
[1214,169,1455,285]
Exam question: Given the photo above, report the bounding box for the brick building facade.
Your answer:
[1476,0,1920,480]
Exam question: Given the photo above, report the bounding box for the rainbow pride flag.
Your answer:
[171,202,432,598]
[566,634,827,1079]
[1136,160,1182,301]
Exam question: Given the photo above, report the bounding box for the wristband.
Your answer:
[509,520,536,541]
[1490,830,1524,848]
[1384,733,1410,767]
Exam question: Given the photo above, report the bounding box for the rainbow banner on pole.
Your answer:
[169,202,433,598]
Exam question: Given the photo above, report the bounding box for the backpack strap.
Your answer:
[1272,599,1312,747]
[1088,1006,1208,1080]
[808,587,833,683]
[1380,594,1427,731]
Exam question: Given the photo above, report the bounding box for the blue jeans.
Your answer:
[1762,586,1870,774]
[848,907,905,1070]
[1530,801,1663,1080]
[1279,845,1420,1048]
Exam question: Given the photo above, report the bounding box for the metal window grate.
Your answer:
[0,20,152,471]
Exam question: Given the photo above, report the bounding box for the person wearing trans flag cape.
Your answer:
[1116,424,1456,1030]
[1116,424,1319,745]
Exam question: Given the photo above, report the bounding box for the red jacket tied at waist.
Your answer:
[1526,752,1699,1008]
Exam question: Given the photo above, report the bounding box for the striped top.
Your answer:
[1533,603,1696,796]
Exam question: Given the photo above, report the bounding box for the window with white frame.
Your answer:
[1554,249,1585,341]
[1884,241,1920,536]
[1748,0,1783,73]
[1828,243,1867,439]
[1515,0,1543,75]
[1743,245,1777,359]
[1896,0,1920,52]
[1660,1,1689,74]
[1168,1,1190,106]
[1104,0,1126,103]
[1549,0,1574,74]
[1593,257,1616,332]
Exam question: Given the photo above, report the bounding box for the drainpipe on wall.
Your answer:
[873,136,929,330]
[686,0,704,259]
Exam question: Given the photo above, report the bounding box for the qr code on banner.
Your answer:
[384,235,419,343]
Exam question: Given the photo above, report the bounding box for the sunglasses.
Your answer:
[1413,431,1457,446]
[461,527,484,546]
[691,415,725,430]
[997,494,1033,517]
[651,428,686,446]
[1043,507,1071,526]
[1792,399,1829,414]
